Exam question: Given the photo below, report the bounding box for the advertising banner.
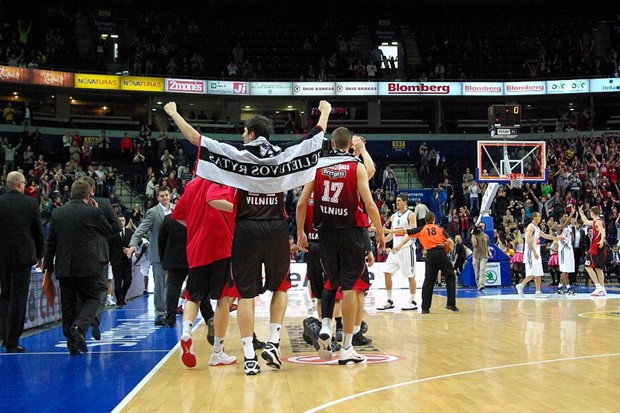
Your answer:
[0,65,30,83]
[484,262,502,286]
[392,140,406,152]
[120,76,165,92]
[165,78,206,94]
[462,82,504,96]
[75,74,120,90]
[24,270,62,331]
[589,77,620,93]
[335,82,378,96]
[546,79,589,94]
[31,69,74,87]
[208,80,249,95]
[504,81,546,95]
[378,81,461,96]
[292,82,336,96]
[249,81,293,96]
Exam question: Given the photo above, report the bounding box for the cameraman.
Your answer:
[471,222,492,291]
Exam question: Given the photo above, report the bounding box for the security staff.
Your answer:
[392,211,459,314]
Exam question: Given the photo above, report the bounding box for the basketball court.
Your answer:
[1,286,619,412]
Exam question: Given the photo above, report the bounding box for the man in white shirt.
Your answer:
[414,202,430,226]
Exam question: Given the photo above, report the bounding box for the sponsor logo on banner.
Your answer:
[166,79,206,93]
[462,82,503,95]
[589,78,620,93]
[208,80,248,95]
[32,69,73,87]
[379,82,460,95]
[504,81,546,95]
[0,65,30,83]
[120,76,165,92]
[547,79,589,94]
[293,82,336,96]
[249,81,292,96]
[335,82,378,95]
[392,140,406,152]
[485,262,502,286]
[75,74,120,89]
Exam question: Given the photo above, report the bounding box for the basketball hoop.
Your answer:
[507,173,524,188]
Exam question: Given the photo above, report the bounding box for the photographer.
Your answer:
[471,222,492,291]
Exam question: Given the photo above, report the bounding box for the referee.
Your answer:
[392,212,459,313]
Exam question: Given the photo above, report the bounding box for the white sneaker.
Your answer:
[515,284,524,297]
[591,288,607,296]
[534,291,545,299]
[180,333,196,368]
[318,325,332,361]
[338,346,366,365]
[209,350,237,366]
[106,295,116,306]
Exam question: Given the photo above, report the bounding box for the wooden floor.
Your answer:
[118,288,620,413]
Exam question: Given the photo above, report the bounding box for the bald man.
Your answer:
[0,172,44,353]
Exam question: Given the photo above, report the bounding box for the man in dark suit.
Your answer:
[572,220,587,284]
[0,171,44,353]
[158,215,189,327]
[127,187,172,325]
[44,180,114,355]
[81,176,121,337]
[109,215,133,308]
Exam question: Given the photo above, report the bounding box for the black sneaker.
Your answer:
[566,287,575,295]
[351,331,372,346]
[261,342,282,369]
[244,356,261,375]
[302,317,321,346]
[360,320,368,334]
[445,305,460,312]
[70,325,88,353]
[556,288,565,295]
[253,333,266,350]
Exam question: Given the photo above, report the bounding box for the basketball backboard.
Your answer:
[476,140,547,184]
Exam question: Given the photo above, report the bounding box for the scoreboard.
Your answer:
[488,104,521,132]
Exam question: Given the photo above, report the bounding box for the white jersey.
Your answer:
[524,223,544,276]
[390,209,416,250]
[385,209,417,278]
[559,226,575,273]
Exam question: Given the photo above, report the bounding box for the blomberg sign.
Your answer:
[462,82,503,95]
[504,81,546,95]
[166,79,206,94]
[378,82,461,95]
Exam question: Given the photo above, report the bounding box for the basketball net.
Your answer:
[506,173,524,188]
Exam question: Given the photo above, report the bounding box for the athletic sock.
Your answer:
[558,283,563,288]
[268,323,281,344]
[321,317,331,331]
[213,337,224,353]
[410,293,416,302]
[182,320,193,336]
[566,284,571,288]
[335,317,343,330]
[386,290,393,301]
[343,333,353,349]
[353,325,361,335]
[242,336,255,359]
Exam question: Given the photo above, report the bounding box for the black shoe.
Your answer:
[302,317,321,349]
[69,349,81,356]
[360,320,368,334]
[154,316,166,326]
[115,304,124,309]
[91,322,101,341]
[70,326,88,353]
[351,331,372,346]
[253,333,266,350]
[445,305,460,312]
[421,309,430,314]
[5,345,25,353]
[143,290,149,297]
[165,321,176,328]
[206,317,214,346]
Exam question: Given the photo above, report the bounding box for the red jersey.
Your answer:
[172,178,234,268]
[313,159,366,230]
[233,190,286,221]
[589,218,604,255]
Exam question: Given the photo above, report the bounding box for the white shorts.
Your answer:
[525,250,544,276]
[383,246,416,278]
[107,264,114,281]
[558,249,575,273]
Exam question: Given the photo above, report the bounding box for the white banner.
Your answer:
[546,79,589,94]
[484,262,502,286]
[207,80,248,95]
[293,82,336,96]
[504,81,546,95]
[166,78,206,94]
[462,82,504,96]
[249,81,293,96]
[335,82,378,96]
[378,81,461,96]
[589,77,620,93]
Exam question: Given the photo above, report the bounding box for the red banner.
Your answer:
[0,65,30,83]
[31,69,74,87]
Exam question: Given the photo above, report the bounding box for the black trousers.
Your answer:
[112,262,132,305]
[572,248,583,284]
[59,277,100,352]
[422,248,457,311]
[0,265,31,348]
[165,269,188,324]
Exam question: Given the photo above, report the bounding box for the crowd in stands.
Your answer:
[0,1,618,82]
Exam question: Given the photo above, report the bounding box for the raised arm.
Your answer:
[352,135,376,180]
[164,102,200,146]
[578,205,593,227]
[316,100,332,131]
[357,165,385,251]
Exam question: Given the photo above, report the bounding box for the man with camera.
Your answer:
[471,222,492,291]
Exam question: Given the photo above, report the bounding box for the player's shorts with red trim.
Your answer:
[305,241,327,299]
[589,252,605,270]
[318,227,369,292]
[231,219,291,298]
[186,258,231,302]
